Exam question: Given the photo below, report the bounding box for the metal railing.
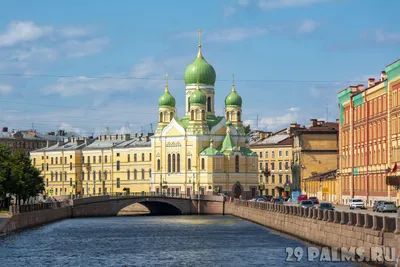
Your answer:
[75,192,194,199]
[9,200,72,215]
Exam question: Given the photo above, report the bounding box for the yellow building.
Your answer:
[291,119,339,202]
[31,32,259,198]
[250,128,294,198]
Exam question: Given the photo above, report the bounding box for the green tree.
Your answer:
[0,145,12,208]
[244,124,251,135]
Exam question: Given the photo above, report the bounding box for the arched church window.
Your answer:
[168,154,171,173]
[170,112,174,121]
[235,155,240,173]
[191,110,194,120]
[177,154,180,172]
[237,111,241,122]
[201,158,205,170]
[157,159,161,171]
[207,97,211,112]
[159,112,163,122]
[188,158,191,170]
[201,110,206,120]
[226,112,229,121]
[172,154,176,172]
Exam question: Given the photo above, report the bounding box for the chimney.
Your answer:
[138,136,142,141]
[368,78,375,87]
[310,119,317,128]
[145,136,150,142]
[135,133,138,138]
[357,84,364,92]
[123,134,130,141]
[2,127,7,132]
[381,71,387,81]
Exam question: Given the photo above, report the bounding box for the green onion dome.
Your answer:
[184,48,216,86]
[158,87,176,108]
[190,85,206,105]
[225,85,242,107]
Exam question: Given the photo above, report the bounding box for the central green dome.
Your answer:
[225,87,242,107]
[184,49,216,86]
[190,87,206,105]
[158,89,176,108]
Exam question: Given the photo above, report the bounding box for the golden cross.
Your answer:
[165,73,168,87]
[198,29,202,48]
[232,73,235,85]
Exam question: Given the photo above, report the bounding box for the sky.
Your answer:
[0,0,400,136]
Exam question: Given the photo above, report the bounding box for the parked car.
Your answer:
[372,200,385,212]
[273,198,283,204]
[349,199,366,210]
[377,201,397,213]
[255,197,267,202]
[263,195,273,201]
[309,197,319,205]
[297,194,308,203]
[299,200,314,208]
[318,202,334,211]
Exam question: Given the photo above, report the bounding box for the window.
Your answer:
[149,153,152,161]
[55,157,58,164]
[65,157,67,164]
[279,162,282,170]
[93,171,96,181]
[286,175,289,183]
[117,161,121,171]
[117,153,120,157]
[51,157,54,164]
[65,172,67,181]
[237,111,241,121]
[33,158,36,165]
[279,175,282,183]
[159,112,163,122]
[134,154,137,162]
[70,162,72,170]
[127,170,130,180]
[259,152,262,158]
[87,171,90,180]
[278,151,282,157]
[271,151,275,158]
[271,162,275,170]
[134,169,137,180]
[191,110,194,120]
[201,158,205,170]
[51,172,54,181]
[117,178,120,188]
[46,163,48,171]
[99,156,102,163]
[104,171,107,180]
[235,155,239,173]
[105,156,108,163]
[157,159,161,171]
[188,158,191,170]
[70,155,72,159]
[259,162,263,169]
[87,156,90,164]
[82,157,84,164]
[207,97,211,112]
[285,162,289,169]
[41,163,44,171]
[70,178,72,187]
[128,154,130,162]
[46,179,48,187]
[149,169,152,178]
[177,154,180,172]
[168,154,171,173]
[82,172,85,181]
[172,154,176,172]
[142,153,145,161]
[272,175,275,183]
[285,150,289,157]
[93,156,96,163]
[55,172,58,181]
[141,169,145,180]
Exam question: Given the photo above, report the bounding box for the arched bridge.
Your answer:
[72,193,226,217]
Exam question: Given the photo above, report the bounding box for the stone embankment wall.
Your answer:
[226,201,400,266]
[1,206,72,235]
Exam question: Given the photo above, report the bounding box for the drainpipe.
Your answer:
[366,98,370,205]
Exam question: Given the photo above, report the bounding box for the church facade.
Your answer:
[30,34,259,199]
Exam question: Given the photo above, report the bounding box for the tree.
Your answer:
[244,124,251,135]
[0,145,11,209]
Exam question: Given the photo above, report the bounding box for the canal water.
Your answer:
[0,215,360,267]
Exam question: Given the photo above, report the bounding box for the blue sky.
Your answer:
[0,0,399,135]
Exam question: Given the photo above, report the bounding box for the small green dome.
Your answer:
[225,88,242,107]
[158,90,176,107]
[190,87,206,105]
[226,120,233,126]
[184,51,216,86]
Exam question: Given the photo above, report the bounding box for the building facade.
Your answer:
[31,35,258,198]
[291,119,339,201]
[338,59,400,206]
[250,129,293,197]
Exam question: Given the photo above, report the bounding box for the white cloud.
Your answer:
[0,84,12,95]
[374,29,400,43]
[297,19,318,35]
[58,26,92,38]
[259,0,331,10]
[41,56,191,97]
[223,5,236,18]
[0,21,53,47]
[62,37,110,58]
[206,27,268,42]
[288,107,300,112]
[238,0,249,5]
[244,112,298,130]
[9,47,58,62]
[58,122,87,136]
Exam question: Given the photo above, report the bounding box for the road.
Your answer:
[283,202,399,217]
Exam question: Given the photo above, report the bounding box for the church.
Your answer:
[30,31,259,199]
[152,31,258,198]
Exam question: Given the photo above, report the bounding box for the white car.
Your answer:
[349,199,366,210]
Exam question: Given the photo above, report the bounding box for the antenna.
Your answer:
[150,124,154,133]
[256,114,259,130]
[106,127,110,135]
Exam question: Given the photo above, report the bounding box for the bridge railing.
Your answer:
[75,192,193,199]
[232,199,399,233]
[9,200,72,215]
